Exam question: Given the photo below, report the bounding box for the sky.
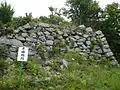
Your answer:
[0,0,120,18]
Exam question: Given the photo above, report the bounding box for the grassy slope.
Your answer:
[0,53,120,90]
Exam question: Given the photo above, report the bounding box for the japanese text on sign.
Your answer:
[17,47,28,62]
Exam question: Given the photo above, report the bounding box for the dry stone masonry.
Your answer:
[0,23,118,64]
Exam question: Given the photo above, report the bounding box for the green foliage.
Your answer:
[53,41,67,56]
[39,16,50,23]
[0,53,120,90]
[38,44,45,60]
[0,45,9,76]
[6,16,32,29]
[0,21,4,28]
[0,1,14,24]
[101,2,120,63]
[66,0,101,28]
[0,45,9,60]
[49,15,65,25]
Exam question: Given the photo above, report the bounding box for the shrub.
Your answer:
[0,1,14,24]
[38,44,45,60]
[0,45,9,60]
[0,45,9,76]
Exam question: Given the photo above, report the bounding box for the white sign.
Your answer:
[17,47,29,62]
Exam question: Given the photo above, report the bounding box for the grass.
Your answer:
[0,52,120,90]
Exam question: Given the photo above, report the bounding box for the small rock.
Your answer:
[10,39,23,47]
[78,25,86,30]
[9,52,16,60]
[57,31,63,35]
[39,22,50,28]
[23,23,31,30]
[14,29,20,33]
[46,40,53,46]
[86,41,91,45]
[21,33,28,37]
[74,35,80,40]
[16,36,25,41]
[106,52,113,57]
[44,31,50,35]
[96,30,102,35]
[60,59,68,69]
[86,27,93,33]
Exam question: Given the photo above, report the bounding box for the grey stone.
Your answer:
[91,37,96,41]
[30,33,37,38]
[14,29,20,33]
[18,26,25,32]
[75,48,80,52]
[23,23,31,30]
[44,31,50,35]
[103,41,108,44]
[83,34,89,38]
[60,59,68,69]
[16,36,25,41]
[39,22,50,28]
[23,42,31,46]
[60,48,66,52]
[103,45,109,49]
[57,31,63,35]
[74,42,78,47]
[26,37,33,42]
[46,40,53,46]
[0,38,11,45]
[103,48,109,53]
[29,50,37,56]
[96,30,102,35]
[106,52,113,57]
[71,31,75,35]
[10,47,17,52]
[76,32,82,35]
[86,41,91,45]
[47,36,54,40]
[99,34,104,38]
[51,32,56,37]
[63,33,68,37]
[74,35,80,40]
[86,27,92,33]
[22,33,28,37]
[101,38,106,42]
[77,42,83,46]
[45,46,51,51]
[37,32,44,36]
[9,52,16,60]
[78,25,86,30]
[57,36,63,39]
[70,36,76,41]
[78,38,86,42]
[119,33,120,36]
[111,60,118,65]
[7,35,13,39]
[98,49,102,54]
[94,46,100,50]
[82,44,87,49]
[7,58,14,63]
[39,36,46,41]
[10,39,23,47]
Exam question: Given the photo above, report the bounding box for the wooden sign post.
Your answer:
[17,47,28,79]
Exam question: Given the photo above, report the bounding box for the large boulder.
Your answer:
[10,39,23,47]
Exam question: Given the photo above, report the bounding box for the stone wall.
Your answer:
[0,23,118,64]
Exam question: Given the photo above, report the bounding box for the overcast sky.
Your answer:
[0,0,120,18]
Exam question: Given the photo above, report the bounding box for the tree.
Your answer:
[0,1,14,24]
[65,0,101,28]
[101,2,120,62]
[48,6,66,25]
